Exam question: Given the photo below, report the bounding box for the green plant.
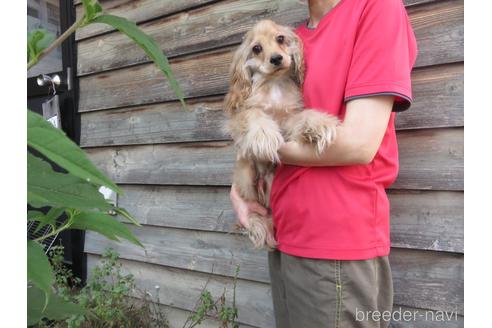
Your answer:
[27,0,185,324]
[37,247,170,328]
[49,246,82,302]
[183,266,240,328]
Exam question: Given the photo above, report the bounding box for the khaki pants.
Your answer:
[268,250,393,328]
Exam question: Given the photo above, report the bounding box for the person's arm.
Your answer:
[278,96,394,166]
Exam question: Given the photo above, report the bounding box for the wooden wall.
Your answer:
[75,0,464,326]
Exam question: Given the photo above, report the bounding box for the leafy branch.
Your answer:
[27,0,185,106]
[27,0,185,324]
[27,16,85,70]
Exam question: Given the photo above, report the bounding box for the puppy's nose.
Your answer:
[270,54,283,66]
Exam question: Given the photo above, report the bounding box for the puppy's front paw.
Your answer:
[288,110,338,156]
[302,117,338,155]
[238,125,284,163]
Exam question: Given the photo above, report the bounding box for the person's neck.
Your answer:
[307,0,341,28]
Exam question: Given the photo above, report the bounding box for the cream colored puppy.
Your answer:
[224,20,339,249]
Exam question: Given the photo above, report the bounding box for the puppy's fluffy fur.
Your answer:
[224,20,339,249]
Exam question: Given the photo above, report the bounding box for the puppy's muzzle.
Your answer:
[270,54,283,66]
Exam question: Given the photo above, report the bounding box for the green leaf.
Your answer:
[27,110,121,193]
[27,210,45,221]
[92,14,186,108]
[28,285,85,326]
[27,29,56,63]
[71,211,144,248]
[27,240,53,310]
[28,208,65,234]
[45,207,65,224]
[114,207,142,227]
[81,0,103,24]
[28,152,112,211]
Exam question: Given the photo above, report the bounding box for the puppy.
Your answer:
[224,20,339,249]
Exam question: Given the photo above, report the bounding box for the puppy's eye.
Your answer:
[276,35,285,44]
[252,44,262,55]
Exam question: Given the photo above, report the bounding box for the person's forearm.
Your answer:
[278,96,394,167]
[278,123,376,167]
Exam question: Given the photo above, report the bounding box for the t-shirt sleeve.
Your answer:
[344,0,418,112]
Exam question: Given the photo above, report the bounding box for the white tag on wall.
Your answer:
[99,186,118,206]
[47,115,58,128]
[42,95,61,129]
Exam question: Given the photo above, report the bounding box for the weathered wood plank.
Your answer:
[388,190,463,253]
[76,0,306,76]
[86,140,235,186]
[161,305,257,328]
[125,295,258,328]
[75,0,445,41]
[84,237,463,314]
[404,0,448,6]
[80,96,226,147]
[79,47,231,112]
[84,128,463,190]
[392,128,463,190]
[86,224,270,282]
[79,63,462,146]
[115,185,463,253]
[398,63,463,130]
[117,185,236,232]
[75,0,219,40]
[73,0,443,11]
[87,254,270,327]
[408,0,463,68]
[79,38,463,114]
[76,0,463,76]
[391,248,463,315]
[162,304,256,328]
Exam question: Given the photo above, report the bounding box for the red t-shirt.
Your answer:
[270,0,418,260]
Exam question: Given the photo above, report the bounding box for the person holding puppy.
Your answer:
[230,0,417,327]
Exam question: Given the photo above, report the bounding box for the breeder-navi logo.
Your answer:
[356,307,459,323]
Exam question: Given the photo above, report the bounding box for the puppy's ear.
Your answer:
[224,31,253,116]
[286,28,305,87]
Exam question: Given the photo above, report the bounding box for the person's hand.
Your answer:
[230,183,268,228]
